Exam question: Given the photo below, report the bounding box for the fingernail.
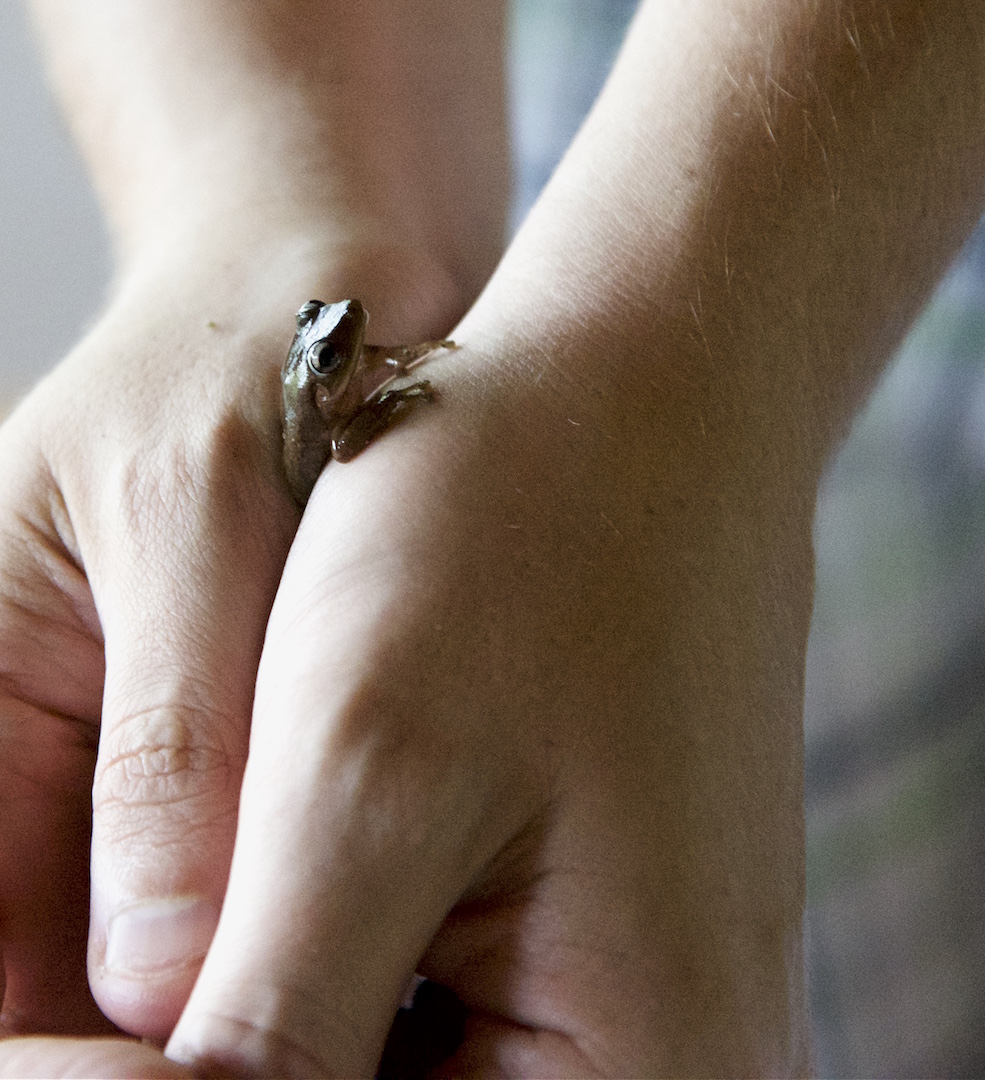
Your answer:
[104,898,217,977]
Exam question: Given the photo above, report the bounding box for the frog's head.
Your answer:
[293,299,367,405]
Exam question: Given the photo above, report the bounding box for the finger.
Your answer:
[0,458,117,1037]
[0,704,110,1036]
[0,1036,194,1079]
[165,478,544,1078]
[0,656,103,1038]
[79,438,296,1041]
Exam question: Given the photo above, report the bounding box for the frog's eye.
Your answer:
[296,300,323,329]
[307,339,346,374]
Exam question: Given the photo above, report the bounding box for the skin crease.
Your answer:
[2,0,985,1077]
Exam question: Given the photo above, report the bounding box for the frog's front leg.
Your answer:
[345,339,454,415]
[363,340,456,376]
[331,380,437,462]
[388,339,456,369]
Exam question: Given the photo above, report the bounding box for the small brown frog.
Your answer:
[281,299,452,505]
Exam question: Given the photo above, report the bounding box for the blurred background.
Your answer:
[3,1,985,1074]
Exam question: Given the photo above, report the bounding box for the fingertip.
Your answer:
[101,897,218,984]
[89,898,220,1041]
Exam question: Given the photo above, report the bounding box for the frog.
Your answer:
[281,299,453,505]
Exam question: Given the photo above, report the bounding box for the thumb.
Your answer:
[164,505,535,1077]
[84,475,294,1042]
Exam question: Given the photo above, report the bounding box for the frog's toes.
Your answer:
[331,380,437,462]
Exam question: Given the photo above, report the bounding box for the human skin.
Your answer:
[0,0,508,1059]
[3,0,985,1077]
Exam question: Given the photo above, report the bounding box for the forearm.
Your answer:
[28,0,509,328]
[447,3,985,1070]
[477,0,985,479]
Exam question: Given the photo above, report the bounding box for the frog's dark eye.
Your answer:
[307,339,345,374]
[296,300,323,329]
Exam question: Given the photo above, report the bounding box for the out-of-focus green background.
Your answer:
[3,2,984,1074]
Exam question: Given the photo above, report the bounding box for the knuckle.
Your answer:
[93,705,243,817]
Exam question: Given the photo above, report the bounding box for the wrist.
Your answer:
[30,0,510,316]
[14,225,470,489]
[111,219,471,347]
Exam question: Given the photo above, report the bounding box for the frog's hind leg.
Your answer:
[331,380,438,462]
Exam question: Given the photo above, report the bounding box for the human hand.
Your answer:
[6,0,985,1071]
[152,291,811,1077]
[1,0,508,1064]
[0,231,472,1050]
[161,0,985,1067]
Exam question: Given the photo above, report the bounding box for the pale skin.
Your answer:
[1,0,984,1076]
